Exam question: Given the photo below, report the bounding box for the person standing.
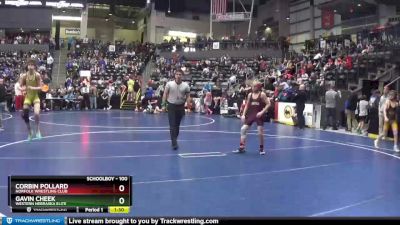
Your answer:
[233,80,271,155]
[293,84,307,129]
[20,59,43,140]
[323,85,340,130]
[89,82,98,110]
[379,86,390,137]
[346,90,359,132]
[127,75,134,101]
[356,95,369,134]
[374,90,399,152]
[162,69,190,150]
[14,77,24,111]
[0,78,7,130]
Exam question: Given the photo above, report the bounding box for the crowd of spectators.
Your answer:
[0,29,398,137]
[0,32,53,45]
[157,35,284,52]
[42,40,156,111]
[0,49,53,112]
[148,33,398,136]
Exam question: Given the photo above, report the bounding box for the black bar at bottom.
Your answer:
[12,207,109,213]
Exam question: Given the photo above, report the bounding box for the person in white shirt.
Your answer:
[105,83,114,110]
[80,82,90,110]
[47,53,54,68]
[378,86,390,136]
[356,95,369,134]
[229,75,236,86]
[14,79,24,111]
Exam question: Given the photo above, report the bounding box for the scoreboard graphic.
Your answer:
[8,176,132,213]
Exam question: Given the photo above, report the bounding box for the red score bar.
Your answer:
[63,184,130,195]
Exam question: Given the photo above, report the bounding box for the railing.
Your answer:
[120,88,127,109]
[374,64,397,82]
[385,71,400,92]
[386,74,400,87]
[157,40,280,52]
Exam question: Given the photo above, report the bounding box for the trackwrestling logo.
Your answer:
[3,217,64,225]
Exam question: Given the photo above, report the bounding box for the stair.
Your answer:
[348,78,363,92]
[51,48,69,88]
[120,101,136,110]
[347,63,397,92]
[142,60,155,91]
[49,50,60,89]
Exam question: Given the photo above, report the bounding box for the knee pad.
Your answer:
[240,126,248,137]
[21,109,29,123]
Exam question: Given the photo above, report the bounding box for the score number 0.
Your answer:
[117,177,129,205]
[119,185,125,204]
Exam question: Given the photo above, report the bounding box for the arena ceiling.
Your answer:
[318,0,377,20]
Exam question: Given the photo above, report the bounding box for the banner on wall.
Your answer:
[388,16,400,24]
[213,42,220,50]
[351,34,357,43]
[65,28,80,35]
[79,70,91,77]
[344,39,350,48]
[109,45,115,52]
[320,40,326,49]
[276,102,314,127]
[321,9,334,30]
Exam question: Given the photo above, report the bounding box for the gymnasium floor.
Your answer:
[0,110,400,217]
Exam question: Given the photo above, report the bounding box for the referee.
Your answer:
[162,69,190,150]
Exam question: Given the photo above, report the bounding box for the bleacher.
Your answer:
[152,56,265,98]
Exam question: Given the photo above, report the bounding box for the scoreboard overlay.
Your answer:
[8,176,132,213]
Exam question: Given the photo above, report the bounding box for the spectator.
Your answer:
[356,95,369,134]
[80,82,90,110]
[89,82,98,110]
[14,77,24,111]
[0,78,6,129]
[204,92,213,115]
[379,86,390,137]
[346,90,359,132]
[127,75,135,101]
[47,53,54,78]
[323,85,340,130]
[293,84,307,129]
[101,89,110,110]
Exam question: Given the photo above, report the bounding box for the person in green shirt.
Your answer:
[127,76,134,101]
[20,59,43,140]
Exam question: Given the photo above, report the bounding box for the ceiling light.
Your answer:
[357,3,361,7]
[29,1,42,6]
[5,0,28,6]
[168,30,197,38]
[52,15,82,21]
[70,3,84,8]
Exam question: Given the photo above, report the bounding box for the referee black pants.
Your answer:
[167,102,185,147]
